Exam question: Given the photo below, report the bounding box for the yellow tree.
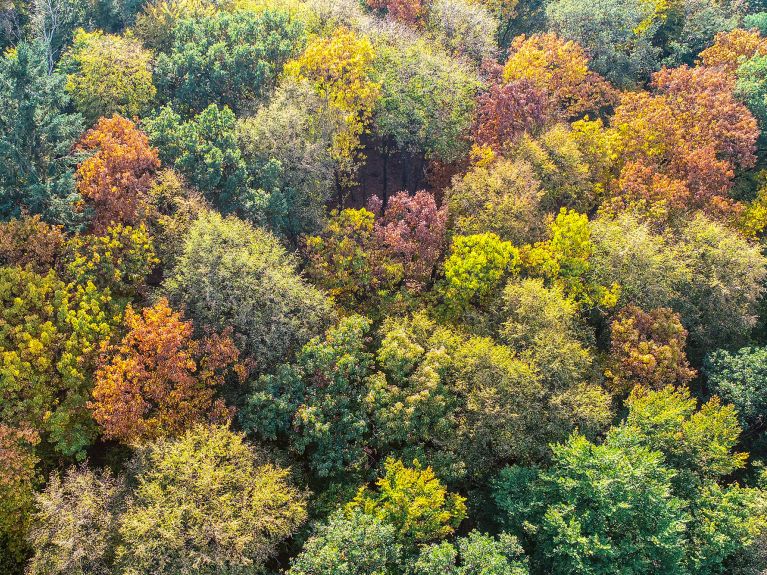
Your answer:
[286,29,380,187]
[63,30,156,124]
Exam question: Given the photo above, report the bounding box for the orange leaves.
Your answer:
[503,33,617,118]
[699,28,767,74]
[609,65,758,221]
[89,299,241,444]
[606,305,696,396]
[75,115,160,232]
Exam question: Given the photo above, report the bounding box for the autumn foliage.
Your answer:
[89,299,241,444]
[75,115,160,232]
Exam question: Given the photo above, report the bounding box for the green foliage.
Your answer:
[413,531,529,575]
[288,511,403,575]
[371,31,480,163]
[546,0,660,88]
[116,425,308,575]
[154,9,305,115]
[366,312,595,482]
[237,78,341,240]
[144,104,256,216]
[163,211,332,369]
[705,346,767,437]
[494,434,689,575]
[611,385,747,483]
[0,42,83,227]
[347,458,467,546]
[241,315,374,478]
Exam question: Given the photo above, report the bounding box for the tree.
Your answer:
[144,104,253,217]
[288,511,403,575]
[26,465,125,575]
[241,315,374,478]
[90,299,241,444]
[0,215,66,273]
[494,434,689,575]
[75,115,160,232]
[61,29,156,125]
[614,385,747,482]
[154,8,305,115]
[236,78,342,240]
[510,124,604,212]
[347,458,467,546]
[735,54,767,138]
[705,346,767,439]
[369,190,447,292]
[63,223,157,299]
[546,0,661,88]
[521,209,619,310]
[0,266,116,457]
[425,0,498,63]
[439,232,519,315]
[606,305,696,396]
[677,214,766,355]
[0,425,38,574]
[163,211,331,370]
[366,312,578,481]
[304,208,400,310]
[413,531,529,575]
[699,28,767,74]
[472,79,552,151]
[446,157,545,244]
[0,42,83,227]
[498,278,609,418]
[116,425,307,575]
[286,27,380,186]
[502,33,616,117]
[366,0,428,25]
[370,31,479,169]
[610,65,759,218]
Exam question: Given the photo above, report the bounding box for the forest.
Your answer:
[2,0,767,573]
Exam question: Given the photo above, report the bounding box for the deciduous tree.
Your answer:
[90,299,240,444]
[75,115,160,232]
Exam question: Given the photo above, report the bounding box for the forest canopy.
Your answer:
[2,0,767,574]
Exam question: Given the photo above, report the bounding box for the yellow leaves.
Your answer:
[64,29,156,123]
[287,28,381,185]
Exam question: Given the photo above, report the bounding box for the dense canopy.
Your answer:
[2,0,767,574]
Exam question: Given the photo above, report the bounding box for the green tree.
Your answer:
[546,0,660,88]
[154,8,305,115]
[371,31,479,167]
[0,42,83,227]
[163,211,331,370]
[612,385,747,483]
[241,315,374,478]
[413,531,529,575]
[494,434,689,575]
[705,346,767,440]
[288,511,403,575]
[116,425,308,575]
[236,78,342,241]
[144,104,255,217]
